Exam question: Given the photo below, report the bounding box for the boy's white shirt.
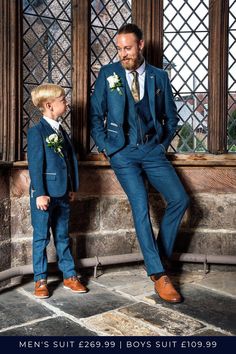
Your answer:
[43,116,61,132]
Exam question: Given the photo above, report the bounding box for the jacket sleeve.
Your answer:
[90,67,108,152]
[27,126,46,197]
[161,71,179,149]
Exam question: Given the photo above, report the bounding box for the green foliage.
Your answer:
[177,123,194,152]
[228,110,236,145]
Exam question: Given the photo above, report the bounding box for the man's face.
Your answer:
[116,33,144,70]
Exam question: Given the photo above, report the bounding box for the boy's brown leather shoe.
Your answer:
[151,275,182,303]
[63,276,88,293]
[34,279,49,299]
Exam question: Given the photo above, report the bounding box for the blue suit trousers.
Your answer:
[110,141,189,276]
[30,194,76,281]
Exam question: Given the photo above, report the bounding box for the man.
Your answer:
[90,24,189,303]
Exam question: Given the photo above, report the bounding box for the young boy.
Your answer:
[27,83,87,298]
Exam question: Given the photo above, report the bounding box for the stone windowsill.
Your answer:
[0,161,13,167]
[12,153,236,168]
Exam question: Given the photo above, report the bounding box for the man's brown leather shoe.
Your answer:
[151,275,182,303]
[34,279,49,299]
[63,276,88,293]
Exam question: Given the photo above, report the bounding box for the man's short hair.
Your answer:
[31,83,65,112]
[117,23,143,41]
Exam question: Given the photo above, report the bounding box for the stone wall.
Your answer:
[0,167,11,276]
[10,169,57,268]
[2,163,236,280]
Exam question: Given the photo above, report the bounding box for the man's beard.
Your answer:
[120,53,143,70]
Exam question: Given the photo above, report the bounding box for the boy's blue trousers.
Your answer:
[30,194,76,281]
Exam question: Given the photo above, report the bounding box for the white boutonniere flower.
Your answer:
[46,133,64,158]
[107,72,123,95]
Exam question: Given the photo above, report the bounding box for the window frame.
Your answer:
[0,0,22,162]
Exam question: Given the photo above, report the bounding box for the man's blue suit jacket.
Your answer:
[90,61,178,156]
[27,118,79,198]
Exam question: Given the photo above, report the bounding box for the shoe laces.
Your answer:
[36,279,47,288]
[162,276,171,285]
[70,276,79,282]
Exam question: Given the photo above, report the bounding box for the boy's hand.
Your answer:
[36,196,50,211]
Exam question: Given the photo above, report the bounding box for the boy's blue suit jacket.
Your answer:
[27,118,79,198]
[90,61,178,156]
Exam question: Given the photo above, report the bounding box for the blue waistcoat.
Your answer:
[124,78,155,145]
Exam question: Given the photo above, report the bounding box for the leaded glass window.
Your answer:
[90,0,132,153]
[228,0,236,152]
[22,0,72,155]
[163,0,209,153]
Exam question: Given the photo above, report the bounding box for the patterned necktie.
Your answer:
[131,71,140,102]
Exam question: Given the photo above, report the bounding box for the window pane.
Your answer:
[163,0,209,153]
[90,0,132,153]
[22,0,72,155]
[228,0,236,153]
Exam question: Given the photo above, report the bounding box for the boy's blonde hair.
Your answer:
[31,83,65,112]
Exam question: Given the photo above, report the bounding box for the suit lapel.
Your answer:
[115,62,126,103]
[146,64,157,121]
[105,62,126,125]
[40,118,57,136]
[40,119,69,158]
[60,126,74,152]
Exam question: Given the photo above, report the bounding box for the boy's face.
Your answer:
[46,95,68,119]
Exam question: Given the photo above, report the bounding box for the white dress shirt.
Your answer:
[125,60,146,100]
[43,116,61,132]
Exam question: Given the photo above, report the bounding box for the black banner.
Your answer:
[0,336,235,354]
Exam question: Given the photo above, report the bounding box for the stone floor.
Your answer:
[0,265,235,337]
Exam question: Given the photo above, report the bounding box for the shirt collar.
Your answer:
[43,116,60,132]
[126,60,146,76]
